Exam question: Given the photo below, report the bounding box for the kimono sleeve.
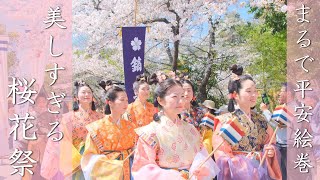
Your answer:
[81,134,124,180]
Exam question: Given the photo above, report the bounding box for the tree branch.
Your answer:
[142,18,170,24]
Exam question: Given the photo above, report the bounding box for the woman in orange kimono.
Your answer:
[127,74,155,127]
[212,65,282,180]
[41,81,103,180]
[132,79,220,180]
[81,84,136,180]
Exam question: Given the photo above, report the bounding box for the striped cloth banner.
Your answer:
[220,118,246,146]
[200,113,215,129]
[271,104,293,126]
[0,40,8,52]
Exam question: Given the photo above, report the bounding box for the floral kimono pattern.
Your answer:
[180,106,204,130]
[127,99,155,127]
[212,109,282,180]
[132,115,220,180]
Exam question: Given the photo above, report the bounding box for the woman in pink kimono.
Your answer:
[132,79,219,180]
[212,65,282,180]
[41,81,103,180]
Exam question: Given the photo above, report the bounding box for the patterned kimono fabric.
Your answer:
[181,106,213,153]
[229,109,268,152]
[71,109,105,179]
[134,116,202,176]
[127,99,155,127]
[180,106,204,130]
[40,109,103,180]
[213,109,282,180]
[82,115,136,180]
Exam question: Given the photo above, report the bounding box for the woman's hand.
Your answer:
[192,166,210,180]
[265,145,275,158]
[260,103,269,111]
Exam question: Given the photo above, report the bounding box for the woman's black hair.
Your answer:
[228,64,254,112]
[73,81,96,111]
[148,73,158,85]
[132,74,150,96]
[100,80,126,115]
[98,80,113,91]
[180,79,198,107]
[209,108,216,115]
[153,79,182,121]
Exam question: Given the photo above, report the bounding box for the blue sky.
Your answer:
[72,3,255,49]
[0,1,254,49]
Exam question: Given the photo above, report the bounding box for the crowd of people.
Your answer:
[9,64,320,180]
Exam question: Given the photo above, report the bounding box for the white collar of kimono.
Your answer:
[161,115,180,125]
[138,99,146,109]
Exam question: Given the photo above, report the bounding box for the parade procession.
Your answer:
[1,0,320,180]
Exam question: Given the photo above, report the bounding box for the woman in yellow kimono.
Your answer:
[41,81,103,179]
[127,74,155,127]
[199,100,218,154]
[212,65,282,180]
[81,85,136,180]
[132,79,220,180]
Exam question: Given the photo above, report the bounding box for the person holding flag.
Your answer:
[260,82,302,180]
[199,100,218,154]
[212,65,282,180]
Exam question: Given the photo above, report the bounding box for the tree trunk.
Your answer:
[172,39,180,72]
[164,39,174,64]
[197,18,218,102]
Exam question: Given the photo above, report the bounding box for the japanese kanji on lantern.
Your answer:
[121,27,146,103]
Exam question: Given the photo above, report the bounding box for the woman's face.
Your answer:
[235,79,258,110]
[138,83,150,102]
[182,83,194,103]
[77,86,93,105]
[110,91,128,115]
[158,85,185,115]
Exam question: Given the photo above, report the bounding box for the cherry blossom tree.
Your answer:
[179,12,259,103]
[73,0,242,72]
[72,0,287,105]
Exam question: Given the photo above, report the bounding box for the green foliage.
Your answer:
[74,49,85,58]
[249,3,287,34]
[238,25,287,89]
[237,23,286,105]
